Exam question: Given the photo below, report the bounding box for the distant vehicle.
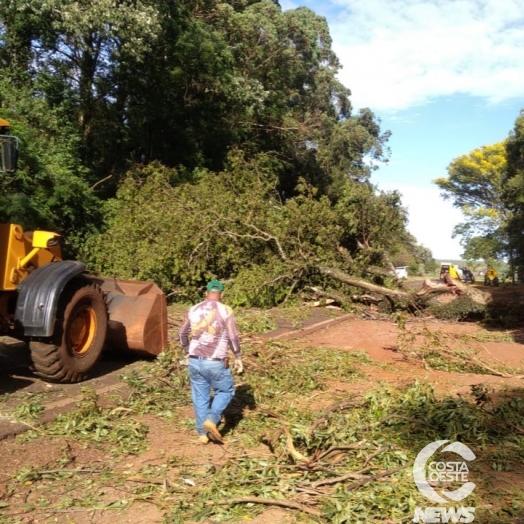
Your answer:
[394,266,408,279]
[440,263,474,284]
[484,267,499,286]
[458,266,475,284]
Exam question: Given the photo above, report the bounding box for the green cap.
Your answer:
[206,280,224,293]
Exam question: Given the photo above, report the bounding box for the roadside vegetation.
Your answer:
[1,311,524,523]
[2,0,524,315]
[2,1,524,521]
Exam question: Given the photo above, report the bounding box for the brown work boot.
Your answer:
[198,435,209,445]
[203,420,224,443]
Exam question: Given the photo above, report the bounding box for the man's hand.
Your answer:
[179,356,189,366]
[234,359,244,374]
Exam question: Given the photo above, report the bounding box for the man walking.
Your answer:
[179,280,243,444]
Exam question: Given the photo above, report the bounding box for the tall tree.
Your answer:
[0,0,160,185]
[1,0,400,289]
[434,142,511,262]
[461,235,504,266]
[1,0,390,196]
[504,109,524,278]
[0,80,101,248]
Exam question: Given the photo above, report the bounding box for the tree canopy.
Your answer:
[504,110,524,276]
[83,152,415,307]
[1,0,430,304]
[434,142,510,265]
[435,112,524,279]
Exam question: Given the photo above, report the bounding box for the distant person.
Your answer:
[178,280,243,444]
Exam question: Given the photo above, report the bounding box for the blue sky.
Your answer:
[281,0,524,259]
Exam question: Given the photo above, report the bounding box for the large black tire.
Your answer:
[29,278,108,383]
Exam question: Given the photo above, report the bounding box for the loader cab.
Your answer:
[440,263,474,284]
[440,263,451,275]
[1,139,18,173]
[0,117,19,174]
[440,263,461,281]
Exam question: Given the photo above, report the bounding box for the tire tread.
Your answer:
[28,279,107,383]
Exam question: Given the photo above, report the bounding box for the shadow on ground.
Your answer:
[221,383,257,436]
[0,342,145,396]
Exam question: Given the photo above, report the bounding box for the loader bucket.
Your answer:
[96,278,168,356]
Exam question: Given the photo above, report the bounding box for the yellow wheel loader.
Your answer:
[484,267,499,287]
[0,118,168,382]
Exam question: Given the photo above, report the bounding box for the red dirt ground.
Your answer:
[1,310,524,523]
[301,318,524,395]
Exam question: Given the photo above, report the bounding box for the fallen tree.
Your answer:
[314,266,492,314]
[418,273,491,304]
[85,157,491,317]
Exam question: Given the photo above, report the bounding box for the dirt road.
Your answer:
[1,307,523,523]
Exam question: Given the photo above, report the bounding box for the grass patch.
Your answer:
[2,337,524,523]
[235,309,278,334]
[395,322,524,377]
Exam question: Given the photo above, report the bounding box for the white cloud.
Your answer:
[380,183,465,259]
[280,0,301,9]
[279,0,513,260]
[324,0,524,112]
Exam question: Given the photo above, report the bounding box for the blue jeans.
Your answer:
[188,358,235,436]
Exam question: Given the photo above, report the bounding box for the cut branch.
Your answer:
[307,398,363,435]
[354,414,411,432]
[208,496,321,517]
[314,443,372,463]
[320,267,491,312]
[310,468,370,488]
[319,267,409,299]
[351,294,383,305]
[365,265,395,278]
[90,174,113,190]
[307,286,348,306]
[345,465,408,491]
[416,279,455,297]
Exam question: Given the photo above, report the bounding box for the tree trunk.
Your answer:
[318,267,492,308]
[319,267,409,299]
